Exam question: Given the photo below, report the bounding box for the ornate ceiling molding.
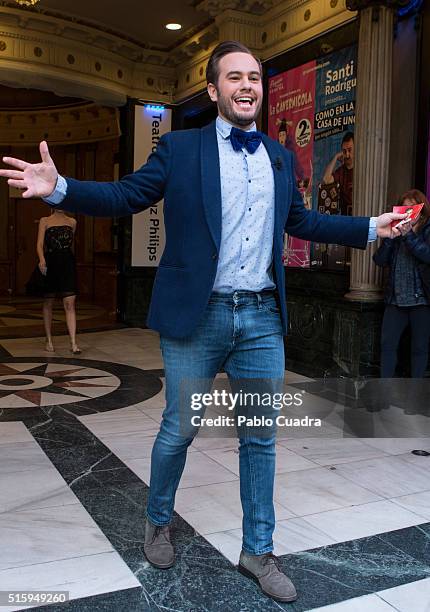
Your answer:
[169,23,219,64]
[0,1,165,54]
[0,0,358,105]
[0,4,170,65]
[0,102,120,146]
[197,0,276,17]
[0,5,176,105]
[174,0,356,99]
[257,0,356,60]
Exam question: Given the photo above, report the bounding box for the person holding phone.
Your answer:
[373,189,430,377]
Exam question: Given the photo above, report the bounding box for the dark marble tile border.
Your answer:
[24,405,286,612]
[1,357,428,611]
[22,412,430,611]
[275,525,430,610]
[26,522,430,612]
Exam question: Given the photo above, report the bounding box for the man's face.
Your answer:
[207,52,263,129]
[342,139,354,169]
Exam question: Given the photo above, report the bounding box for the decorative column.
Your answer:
[344,0,405,301]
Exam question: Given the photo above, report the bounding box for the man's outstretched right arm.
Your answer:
[1,136,171,218]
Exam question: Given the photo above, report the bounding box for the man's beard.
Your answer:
[216,92,261,127]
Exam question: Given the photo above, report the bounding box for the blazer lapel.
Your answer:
[201,121,222,251]
[261,133,289,235]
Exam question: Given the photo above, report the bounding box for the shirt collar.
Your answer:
[216,115,257,140]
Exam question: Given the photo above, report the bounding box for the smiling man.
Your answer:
[0,41,403,604]
[206,48,263,124]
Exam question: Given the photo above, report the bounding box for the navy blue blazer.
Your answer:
[60,121,370,338]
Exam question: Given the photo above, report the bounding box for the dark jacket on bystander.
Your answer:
[373,219,430,304]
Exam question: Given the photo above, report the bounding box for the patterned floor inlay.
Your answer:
[0,335,429,611]
[0,358,162,420]
[0,363,120,408]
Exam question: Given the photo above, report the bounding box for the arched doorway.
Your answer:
[0,85,120,337]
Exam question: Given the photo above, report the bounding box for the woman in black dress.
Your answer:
[36,208,81,354]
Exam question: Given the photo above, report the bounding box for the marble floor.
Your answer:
[0,329,429,611]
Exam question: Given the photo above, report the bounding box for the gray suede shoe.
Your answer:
[238,551,297,602]
[143,518,175,569]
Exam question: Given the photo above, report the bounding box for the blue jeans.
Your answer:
[147,290,284,555]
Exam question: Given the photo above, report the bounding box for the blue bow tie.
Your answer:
[229,127,262,154]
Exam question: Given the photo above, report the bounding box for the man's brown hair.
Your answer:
[206,40,262,87]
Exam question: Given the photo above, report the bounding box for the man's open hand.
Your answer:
[0,141,58,199]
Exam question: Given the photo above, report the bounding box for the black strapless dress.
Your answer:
[44,225,77,298]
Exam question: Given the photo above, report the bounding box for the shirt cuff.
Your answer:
[43,175,67,205]
[368,217,378,242]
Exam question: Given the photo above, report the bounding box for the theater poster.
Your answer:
[268,61,315,267]
[268,44,357,268]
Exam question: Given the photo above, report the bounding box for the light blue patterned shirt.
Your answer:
[212,116,276,292]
